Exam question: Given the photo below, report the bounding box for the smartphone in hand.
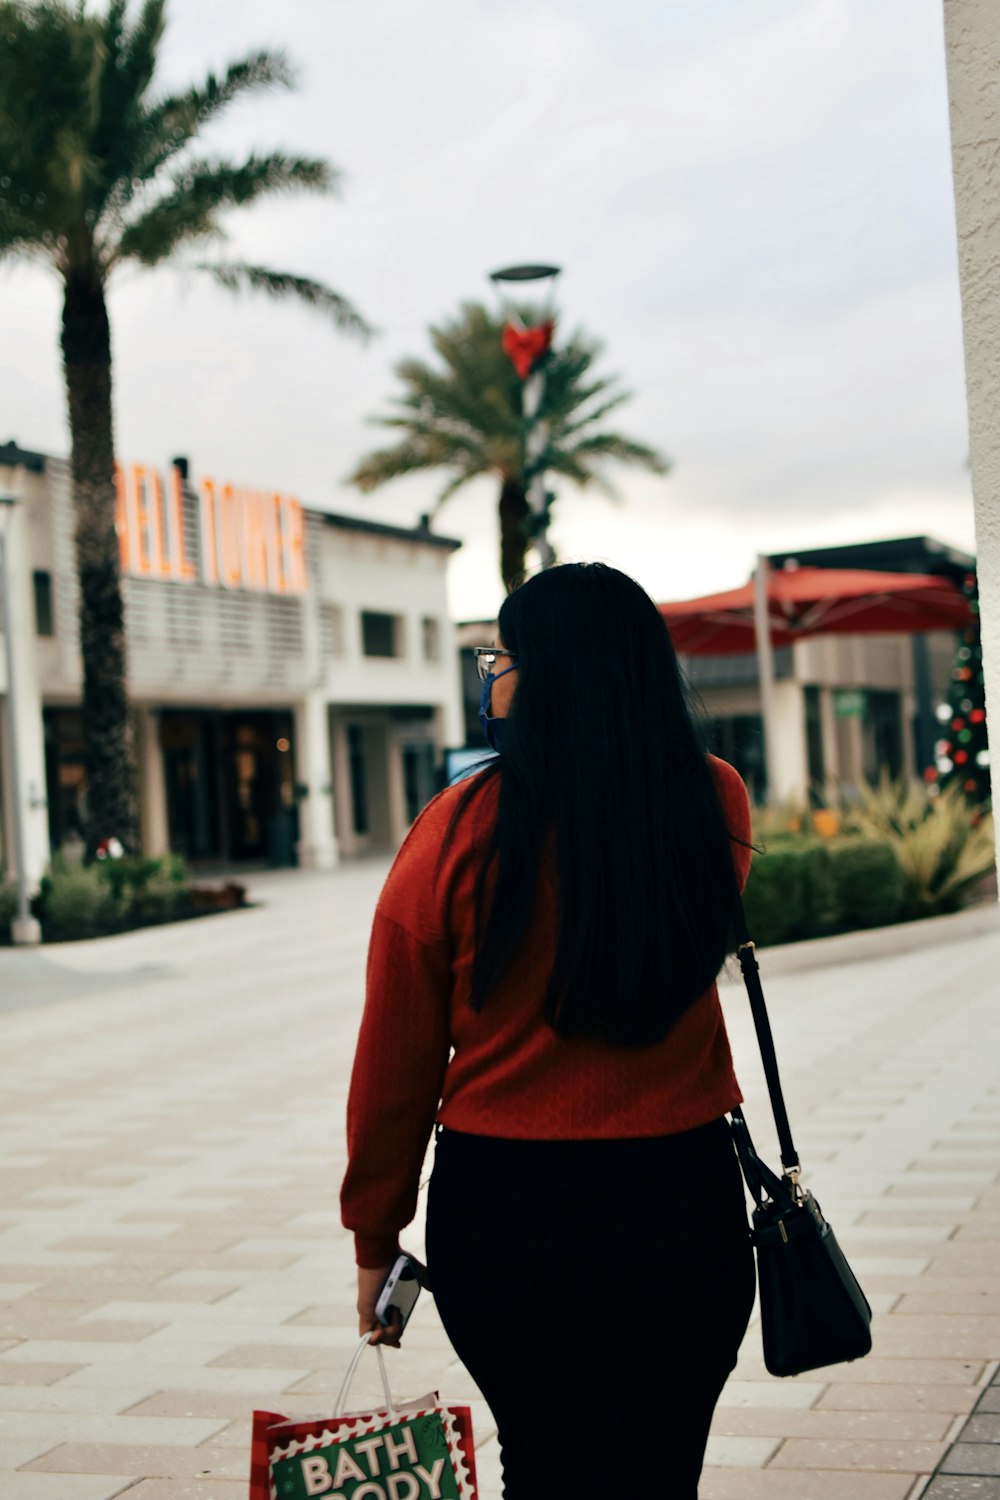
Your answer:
[375,1253,422,1338]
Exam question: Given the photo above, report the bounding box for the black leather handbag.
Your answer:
[730,898,873,1378]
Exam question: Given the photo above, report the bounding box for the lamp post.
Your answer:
[489,263,561,570]
[0,493,42,945]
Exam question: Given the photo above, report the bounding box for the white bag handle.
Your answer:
[335,1333,395,1418]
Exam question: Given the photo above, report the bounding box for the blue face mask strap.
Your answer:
[479,662,518,753]
[479,661,518,717]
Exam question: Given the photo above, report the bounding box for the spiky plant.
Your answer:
[0,0,369,856]
[843,773,995,916]
[350,301,668,590]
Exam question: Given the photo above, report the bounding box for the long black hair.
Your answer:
[452,561,743,1046]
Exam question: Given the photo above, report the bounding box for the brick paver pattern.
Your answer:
[0,862,998,1500]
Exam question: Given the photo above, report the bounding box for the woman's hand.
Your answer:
[356,1257,430,1347]
[357,1264,398,1345]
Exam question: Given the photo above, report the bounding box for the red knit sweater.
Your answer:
[341,755,752,1267]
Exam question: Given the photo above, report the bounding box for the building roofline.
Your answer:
[767,535,975,574]
[320,510,462,551]
[0,440,47,473]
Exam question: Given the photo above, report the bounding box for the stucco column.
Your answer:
[293,693,338,870]
[0,500,49,888]
[135,707,169,857]
[770,680,809,804]
[943,0,1000,889]
[819,686,839,802]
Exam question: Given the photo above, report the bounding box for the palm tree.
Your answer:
[350,301,668,590]
[0,0,369,857]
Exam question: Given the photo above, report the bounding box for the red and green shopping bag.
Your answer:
[249,1335,478,1500]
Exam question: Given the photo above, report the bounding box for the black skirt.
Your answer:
[426,1116,755,1500]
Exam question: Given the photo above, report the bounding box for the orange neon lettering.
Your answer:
[269,494,288,592]
[199,479,219,584]
[285,499,308,594]
[149,469,171,578]
[219,483,242,588]
[169,467,197,581]
[241,491,269,592]
[131,465,154,574]
[114,464,132,572]
[262,495,281,594]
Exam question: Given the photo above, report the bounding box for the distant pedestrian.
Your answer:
[342,562,755,1499]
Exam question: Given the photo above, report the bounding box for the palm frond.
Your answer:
[117,154,335,264]
[93,0,166,202]
[196,261,373,338]
[559,390,630,437]
[567,432,670,473]
[131,51,295,189]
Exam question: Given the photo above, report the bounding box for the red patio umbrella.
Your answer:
[659,566,971,655]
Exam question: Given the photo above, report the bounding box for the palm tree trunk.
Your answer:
[61,267,139,858]
[498,475,530,592]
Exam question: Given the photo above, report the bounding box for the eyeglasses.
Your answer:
[473,647,518,683]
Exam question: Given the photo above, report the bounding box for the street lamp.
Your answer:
[489,264,561,570]
[0,493,42,945]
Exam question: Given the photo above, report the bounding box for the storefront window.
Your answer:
[43,709,87,851]
[348,725,369,834]
[402,742,436,824]
[863,691,903,783]
[702,714,767,804]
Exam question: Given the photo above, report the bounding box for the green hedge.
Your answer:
[742,837,906,946]
[32,854,193,942]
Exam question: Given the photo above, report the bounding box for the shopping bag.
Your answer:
[249,1334,478,1500]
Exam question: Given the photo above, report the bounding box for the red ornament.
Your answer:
[924,766,938,782]
[951,718,965,731]
[959,668,973,681]
[971,709,986,724]
[954,750,969,765]
[502,320,554,379]
[965,779,978,793]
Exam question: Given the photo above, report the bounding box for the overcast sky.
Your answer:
[2,0,975,619]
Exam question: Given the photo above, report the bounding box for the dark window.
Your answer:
[421,616,440,661]
[402,743,436,824]
[864,691,903,783]
[701,714,767,804]
[33,570,54,637]
[361,611,399,658]
[804,685,825,805]
[348,725,369,834]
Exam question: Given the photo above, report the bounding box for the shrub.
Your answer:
[37,863,114,941]
[742,847,809,946]
[0,880,18,943]
[36,851,195,939]
[828,840,904,929]
[742,836,911,945]
[106,853,190,926]
[843,775,995,917]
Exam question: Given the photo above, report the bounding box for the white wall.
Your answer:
[943,0,999,890]
[319,526,464,734]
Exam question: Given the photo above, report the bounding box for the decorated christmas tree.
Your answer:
[927,570,991,803]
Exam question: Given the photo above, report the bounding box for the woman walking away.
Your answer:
[341,562,755,1499]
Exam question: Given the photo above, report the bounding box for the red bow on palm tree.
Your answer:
[501,320,554,380]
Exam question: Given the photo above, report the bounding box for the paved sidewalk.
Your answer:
[0,863,998,1500]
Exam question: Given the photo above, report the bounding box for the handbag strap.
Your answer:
[732,893,801,1176]
[335,1334,395,1417]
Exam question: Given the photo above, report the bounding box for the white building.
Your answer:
[0,442,464,885]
